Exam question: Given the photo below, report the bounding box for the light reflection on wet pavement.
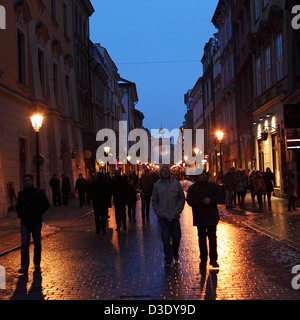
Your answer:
[0,198,300,300]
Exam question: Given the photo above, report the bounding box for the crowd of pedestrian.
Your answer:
[15,164,298,273]
[221,166,297,212]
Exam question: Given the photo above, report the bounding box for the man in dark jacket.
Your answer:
[75,173,87,207]
[49,174,61,206]
[90,173,112,234]
[16,174,50,273]
[137,169,154,220]
[187,171,222,268]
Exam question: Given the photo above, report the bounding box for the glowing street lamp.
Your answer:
[31,114,44,188]
[104,146,110,173]
[216,131,224,182]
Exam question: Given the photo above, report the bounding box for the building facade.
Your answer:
[0,0,89,216]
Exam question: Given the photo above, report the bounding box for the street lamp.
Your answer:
[30,114,44,188]
[104,146,110,174]
[216,131,224,183]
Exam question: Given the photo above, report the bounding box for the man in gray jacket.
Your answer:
[152,166,185,267]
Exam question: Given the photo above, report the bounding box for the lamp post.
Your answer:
[104,146,110,174]
[216,131,224,183]
[30,114,44,188]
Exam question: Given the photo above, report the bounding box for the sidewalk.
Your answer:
[0,199,94,256]
[224,194,300,252]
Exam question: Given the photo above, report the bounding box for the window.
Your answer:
[255,0,260,21]
[263,0,269,8]
[19,138,26,189]
[63,2,68,36]
[17,31,26,85]
[265,46,272,89]
[256,57,262,96]
[53,63,59,105]
[51,0,56,21]
[38,49,45,97]
[276,33,283,81]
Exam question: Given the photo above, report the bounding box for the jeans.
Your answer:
[78,192,86,207]
[21,223,42,269]
[197,225,218,262]
[225,190,233,207]
[114,202,126,230]
[159,218,181,263]
[141,196,151,218]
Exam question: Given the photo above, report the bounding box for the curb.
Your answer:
[0,209,94,258]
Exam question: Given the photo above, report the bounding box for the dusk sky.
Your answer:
[90,0,218,133]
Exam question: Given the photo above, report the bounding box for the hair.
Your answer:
[24,174,33,181]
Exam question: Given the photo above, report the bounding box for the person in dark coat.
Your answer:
[49,174,61,206]
[263,167,275,206]
[75,173,87,207]
[137,169,154,220]
[61,174,71,206]
[125,177,138,222]
[111,170,127,231]
[285,169,298,212]
[187,171,222,268]
[90,173,112,233]
[16,174,50,273]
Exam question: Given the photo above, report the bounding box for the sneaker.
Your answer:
[210,261,219,268]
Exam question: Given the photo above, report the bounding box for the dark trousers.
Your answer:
[159,218,181,263]
[141,196,151,218]
[127,202,136,221]
[62,192,69,206]
[78,192,86,207]
[114,202,126,230]
[52,189,61,206]
[257,191,263,206]
[94,207,108,232]
[21,223,42,269]
[288,196,297,211]
[197,225,218,262]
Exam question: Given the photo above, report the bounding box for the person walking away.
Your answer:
[285,169,298,212]
[253,171,266,208]
[223,167,236,209]
[61,175,71,206]
[137,169,154,220]
[235,170,247,208]
[152,166,185,267]
[49,174,61,206]
[90,173,111,233]
[16,174,50,273]
[125,177,138,222]
[263,168,275,207]
[187,171,222,269]
[75,173,87,207]
[249,170,256,203]
[112,170,127,231]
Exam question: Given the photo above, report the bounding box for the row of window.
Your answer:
[254,0,269,21]
[256,33,283,97]
[17,30,71,109]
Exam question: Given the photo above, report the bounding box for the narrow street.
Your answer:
[0,198,299,300]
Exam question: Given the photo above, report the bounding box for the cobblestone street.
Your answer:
[0,198,300,300]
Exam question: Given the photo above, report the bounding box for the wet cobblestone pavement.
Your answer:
[0,199,300,300]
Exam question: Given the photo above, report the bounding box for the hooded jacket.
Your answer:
[151,166,185,221]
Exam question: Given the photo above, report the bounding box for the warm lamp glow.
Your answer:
[194,148,199,155]
[216,131,224,142]
[104,146,110,154]
[31,114,44,132]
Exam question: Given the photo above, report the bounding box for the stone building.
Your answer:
[0,0,90,216]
